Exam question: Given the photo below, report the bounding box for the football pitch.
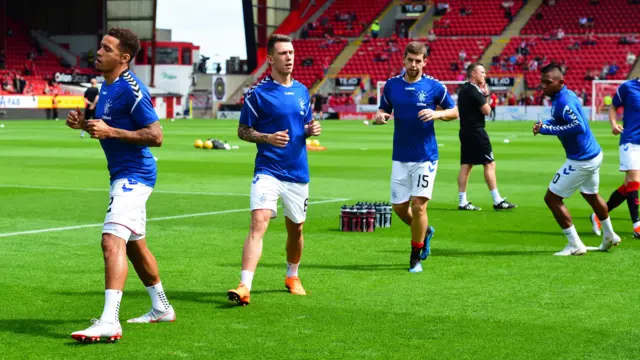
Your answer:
[1,119,640,359]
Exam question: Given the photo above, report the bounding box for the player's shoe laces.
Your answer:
[285,276,307,295]
[493,199,517,210]
[458,202,481,211]
[420,226,434,260]
[227,283,251,306]
[590,213,602,236]
[126,306,176,324]
[599,233,621,251]
[553,243,587,256]
[409,248,423,273]
[71,319,122,343]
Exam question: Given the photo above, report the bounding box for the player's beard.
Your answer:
[406,68,420,80]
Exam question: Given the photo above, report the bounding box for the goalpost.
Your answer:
[376,80,466,108]
[591,80,625,121]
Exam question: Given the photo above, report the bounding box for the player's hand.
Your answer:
[375,112,391,125]
[86,119,113,139]
[533,121,542,136]
[268,129,289,147]
[611,123,624,135]
[306,120,322,137]
[479,82,489,96]
[418,108,439,122]
[66,107,85,129]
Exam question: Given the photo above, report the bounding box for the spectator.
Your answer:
[620,35,638,45]
[388,43,399,53]
[435,2,450,16]
[323,57,330,75]
[459,6,472,16]
[600,63,609,80]
[459,49,466,62]
[491,55,500,67]
[528,58,539,72]
[583,30,597,45]
[505,6,514,22]
[535,11,543,20]
[398,22,406,39]
[362,34,371,43]
[627,52,637,65]
[6,28,12,37]
[590,0,599,4]
[450,62,460,71]
[370,20,380,39]
[0,49,5,69]
[427,29,436,42]
[555,28,565,40]
[507,92,517,105]
[567,38,581,51]
[609,63,619,76]
[584,69,596,81]
[302,57,314,67]
[631,0,640,4]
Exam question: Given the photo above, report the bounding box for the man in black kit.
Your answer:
[81,78,100,138]
[456,63,516,211]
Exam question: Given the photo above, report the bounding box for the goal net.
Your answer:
[376,80,465,108]
[591,80,625,121]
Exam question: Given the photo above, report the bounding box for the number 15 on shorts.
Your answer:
[416,175,429,189]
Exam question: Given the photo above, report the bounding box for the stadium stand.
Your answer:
[1,20,96,95]
[340,37,491,86]
[522,0,640,35]
[306,0,390,38]
[256,38,348,89]
[432,0,524,36]
[493,36,640,103]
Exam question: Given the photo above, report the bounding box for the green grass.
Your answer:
[1,119,639,359]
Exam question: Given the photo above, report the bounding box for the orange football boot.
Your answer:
[285,276,307,295]
[227,283,251,306]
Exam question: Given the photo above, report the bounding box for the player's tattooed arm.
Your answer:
[103,121,163,146]
[238,124,269,143]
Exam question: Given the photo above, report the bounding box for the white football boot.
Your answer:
[71,319,122,343]
[599,233,622,251]
[554,243,587,256]
[126,306,176,324]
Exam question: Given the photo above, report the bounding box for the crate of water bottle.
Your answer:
[339,202,392,232]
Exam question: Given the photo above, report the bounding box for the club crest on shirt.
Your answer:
[298,97,306,115]
[104,99,112,116]
[416,91,427,106]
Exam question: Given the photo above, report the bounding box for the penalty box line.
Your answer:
[0,184,344,200]
[0,198,349,238]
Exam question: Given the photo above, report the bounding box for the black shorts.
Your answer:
[85,108,95,120]
[460,128,494,165]
[313,104,323,113]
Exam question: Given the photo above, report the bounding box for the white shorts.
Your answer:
[250,174,309,224]
[390,160,438,204]
[619,143,640,171]
[548,152,602,198]
[102,178,153,242]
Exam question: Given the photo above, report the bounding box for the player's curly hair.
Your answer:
[107,27,140,63]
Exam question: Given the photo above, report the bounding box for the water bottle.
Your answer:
[340,205,349,231]
[366,206,376,232]
[358,207,368,232]
[350,206,360,232]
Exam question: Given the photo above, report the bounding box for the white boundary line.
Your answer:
[0,184,342,200]
[0,198,349,238]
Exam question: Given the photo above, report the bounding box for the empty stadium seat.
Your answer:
[307,0,390,38]
[432,0,523,36]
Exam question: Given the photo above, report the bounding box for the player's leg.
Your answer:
[228,175,279,305]
[458,131,481,210]
[625,169,640,236]
[457,164,474,209]
[126,239,176,323]
[72,180,136,342]
[545,161,588,256]
[408,161,438,269]
[579,152,620,250]
[391,161,413,225]
[282,181,308,295]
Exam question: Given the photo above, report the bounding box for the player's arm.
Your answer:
[419,85,458,122]
[104,121,164,146]
[610,84,626,135]
[237,95,289,147]
[539,104,586,136]
[303,98,321,137]
[66,107,86,130]
[376,84,393,124]
[91,95,99,109]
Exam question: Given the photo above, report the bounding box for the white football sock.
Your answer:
[146,281,170,312]
[600,217,615,237]
[458,192,468,206]
[240,270,254,291]
[100,289,122,323]
[490,189,504,205]
[562,225,584,247]
[286,262,299,277]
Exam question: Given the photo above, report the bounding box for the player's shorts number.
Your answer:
[416,175,430,189]
[304,198,309,213]
[552,173,561,184]
[107,196,114,213]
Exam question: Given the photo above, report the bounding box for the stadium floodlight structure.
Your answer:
[591,80,625,121]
